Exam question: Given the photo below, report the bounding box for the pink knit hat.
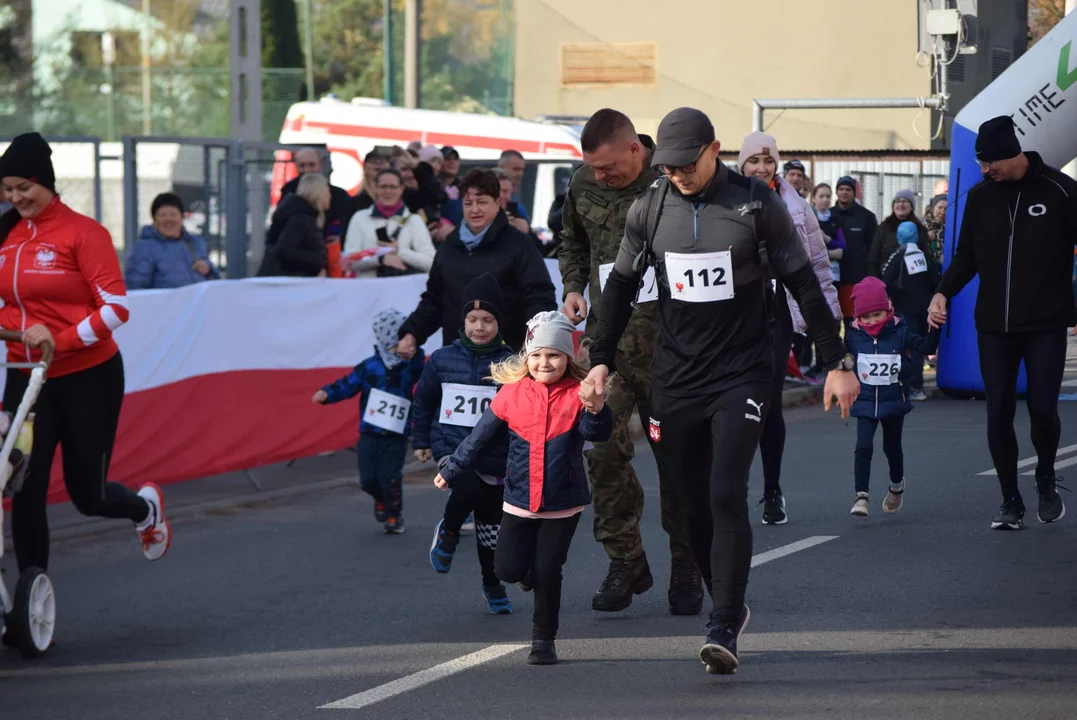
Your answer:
[737,131,781,172]
[852,277,891,318]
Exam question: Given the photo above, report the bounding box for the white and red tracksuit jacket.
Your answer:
[0,197,129,377]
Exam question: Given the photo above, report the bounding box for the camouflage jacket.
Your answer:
[558,135,662,344]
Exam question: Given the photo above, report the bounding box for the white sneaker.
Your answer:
[136,483,172,561]
[850,492,870,517]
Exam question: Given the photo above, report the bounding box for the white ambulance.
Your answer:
[272,97,583,234]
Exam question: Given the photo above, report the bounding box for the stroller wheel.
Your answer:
[9,567,55,658]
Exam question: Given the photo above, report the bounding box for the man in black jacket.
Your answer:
[395,169,557,355]
[832,176,879,330]
[278,148,358,245]
[930,115,1077,530]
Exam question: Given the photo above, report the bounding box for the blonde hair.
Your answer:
[297,172,330,228]
[489,346,591,385]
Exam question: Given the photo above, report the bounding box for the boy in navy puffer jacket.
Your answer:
[846,277,938,517]
[313,308,425,534]
[412,274,515,614]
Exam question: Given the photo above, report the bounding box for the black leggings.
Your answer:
[854,416,904,494]
[651,378,772,626]
[4,353,149,572]
[441,468,504,587]
[978,330,1067,500]
[760,301,793,495]
[494,512,580,642]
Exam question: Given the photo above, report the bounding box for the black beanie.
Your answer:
[460,273,505,325]
[975,116,1022,163]
[0,133,56,193]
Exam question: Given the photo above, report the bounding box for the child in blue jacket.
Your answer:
[412,274,515,614]
[313,308,425,534]
[846,277,938,517]
[434,311,613,666]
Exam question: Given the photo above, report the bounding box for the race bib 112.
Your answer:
[664,251,735,303]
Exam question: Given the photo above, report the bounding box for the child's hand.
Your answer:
[579,379,605,413]
[433,473,448,490]
[311,390,328,404]
[415,448,432,463]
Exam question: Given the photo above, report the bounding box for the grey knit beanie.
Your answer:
[524,311,577,358]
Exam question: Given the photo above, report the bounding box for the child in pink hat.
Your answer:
[844,277,938,517]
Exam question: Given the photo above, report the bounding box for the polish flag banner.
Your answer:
[5,261,566,504]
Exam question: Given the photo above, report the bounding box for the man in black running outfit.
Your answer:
[582,107,859,675]
[929,115,1077,531]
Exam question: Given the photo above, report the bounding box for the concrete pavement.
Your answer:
[3,393,1076,719]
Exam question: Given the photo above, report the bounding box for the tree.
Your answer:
[262,0,304,69]
[1029,0,1066,47]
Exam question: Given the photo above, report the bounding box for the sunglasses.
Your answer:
[661,144,710,176]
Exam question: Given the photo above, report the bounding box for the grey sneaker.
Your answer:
[850,492,869,517]
[991,496,1026,530]
[1035,475,1067,524]
[883,481,904,514]
[910,389,927,402]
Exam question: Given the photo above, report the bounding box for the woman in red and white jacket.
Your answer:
[0,133,171,578]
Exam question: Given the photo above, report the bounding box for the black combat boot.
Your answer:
[591,554,654,612]
[668,558,704,616]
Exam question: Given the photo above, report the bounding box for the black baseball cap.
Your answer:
[651,107,716,168]
[783,159,805,173]
[441,146,459,160]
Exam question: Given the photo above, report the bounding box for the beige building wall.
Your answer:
[515,0,937,151]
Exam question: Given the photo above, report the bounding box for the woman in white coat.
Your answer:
[343,168,436,278]
[738,131,841,527]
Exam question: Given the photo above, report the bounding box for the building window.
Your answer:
[559,42,657,87]
[990,47,1012,80]
[949,54,965,83]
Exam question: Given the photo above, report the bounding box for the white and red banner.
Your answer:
[17,261,566,504]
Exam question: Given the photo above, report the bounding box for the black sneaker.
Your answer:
[1035,474,1068,524]
[527,639,557,665]
[700,604,751,675]
[373,501,388,523]
[668,558,704,616]
[384,517,406,534]
[760,489,788,525]
[591,554,654,612]
[991,496,1026,530]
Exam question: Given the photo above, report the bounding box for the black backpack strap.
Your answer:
[748,180,770,278]
[630,177,669,306]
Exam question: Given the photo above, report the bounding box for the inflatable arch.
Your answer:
[938,13,1077,395]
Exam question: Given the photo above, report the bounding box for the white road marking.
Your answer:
[978,444,1077,476]
[1022,453,1077,476]
[1061,378,1077,387]
[750,535,839,568]
[319,643,527,710]
[318,536,841,710]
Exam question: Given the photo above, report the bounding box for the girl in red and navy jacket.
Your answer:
[0,133,171,582]
[435,311,612,665]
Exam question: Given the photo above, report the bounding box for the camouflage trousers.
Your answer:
[585,347,695,565]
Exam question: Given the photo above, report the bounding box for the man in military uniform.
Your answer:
[559,109,702,615]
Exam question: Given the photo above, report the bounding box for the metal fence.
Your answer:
[721,153,951,219]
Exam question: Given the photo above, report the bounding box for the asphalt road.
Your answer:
[3,396,1077,720]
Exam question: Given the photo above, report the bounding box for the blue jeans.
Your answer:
[854,416,905,494]
[903,313,928,392]
[357,434,408,517]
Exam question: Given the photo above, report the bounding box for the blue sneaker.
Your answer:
[429,518,458,573]
[483,584,513,615]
